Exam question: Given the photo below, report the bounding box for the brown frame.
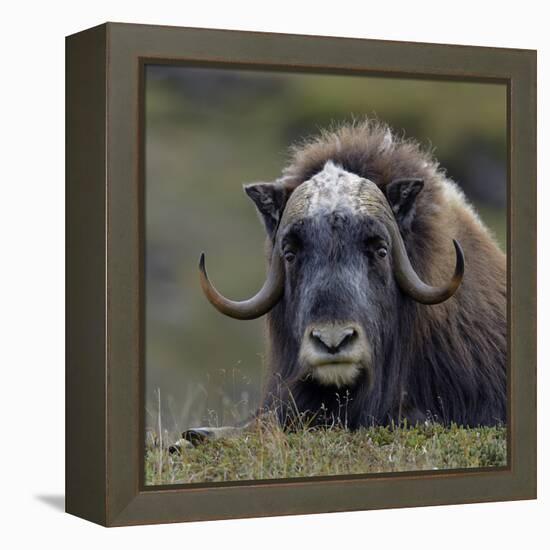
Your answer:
[66,22,537,527]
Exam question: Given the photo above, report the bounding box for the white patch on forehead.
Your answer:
[279,160,392,228]
[303,161,368,216]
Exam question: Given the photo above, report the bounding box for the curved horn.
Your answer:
[388,222,464,305]
[199,249,285,320]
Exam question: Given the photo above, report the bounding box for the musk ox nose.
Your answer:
[300,322,371,387]
[309,325,358,355]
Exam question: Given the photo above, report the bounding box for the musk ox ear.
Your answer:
[244,182,288,237]
[385,178,424,230]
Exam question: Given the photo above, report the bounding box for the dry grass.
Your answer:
[144,416,507,485]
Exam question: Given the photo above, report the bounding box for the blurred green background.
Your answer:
[145,65,506,434]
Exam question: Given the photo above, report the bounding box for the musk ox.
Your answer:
[189,119,506,443]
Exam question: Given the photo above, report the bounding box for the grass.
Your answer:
[144,418,507,485]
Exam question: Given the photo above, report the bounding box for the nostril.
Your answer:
[310,330,332,354]
[310,326,358,354]
[339,329,357,349]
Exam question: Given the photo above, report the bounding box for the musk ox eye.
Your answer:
[377,247,388,258]
[284,250,296,263]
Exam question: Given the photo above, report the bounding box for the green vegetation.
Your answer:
[145,422,507,485]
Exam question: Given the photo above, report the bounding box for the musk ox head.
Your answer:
[199,160,464,389]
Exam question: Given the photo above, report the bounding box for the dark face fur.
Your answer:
[278,210,397,389]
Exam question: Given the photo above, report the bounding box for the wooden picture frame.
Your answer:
[66,22,537,526]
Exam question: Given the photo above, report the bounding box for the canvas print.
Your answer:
[144,66,507,485]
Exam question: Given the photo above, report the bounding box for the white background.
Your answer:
[1,0,547,547]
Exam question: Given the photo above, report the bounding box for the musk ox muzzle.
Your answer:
[299,322,372,388]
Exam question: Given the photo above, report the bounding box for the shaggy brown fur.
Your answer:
[281,119,505,295]
[262,119,506,426]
